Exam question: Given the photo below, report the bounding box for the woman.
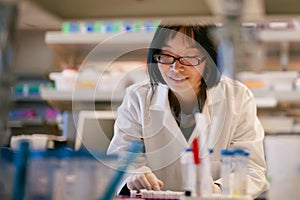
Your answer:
[107,23,267,198]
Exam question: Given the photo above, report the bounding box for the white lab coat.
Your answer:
[107,76,267,198]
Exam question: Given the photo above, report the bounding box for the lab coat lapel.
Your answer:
[148,84,188,146]
[147,82,226,153]
[189,83,226,158]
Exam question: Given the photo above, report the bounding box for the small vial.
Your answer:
[180,148,197,196]
[220,149,234,196]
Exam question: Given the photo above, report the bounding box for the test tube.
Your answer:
[180,148,197,196]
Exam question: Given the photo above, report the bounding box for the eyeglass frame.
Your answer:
[153,53,207,66]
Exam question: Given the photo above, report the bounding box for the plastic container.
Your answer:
[61,150,119,200]
[49,68,78,91]
[201,148,214,197]
[232,148,249,197]
[220,149,234,196]
[180,148,197,196]
[26,150,58,200]
[26,148,119,200]
[10,134,49,151]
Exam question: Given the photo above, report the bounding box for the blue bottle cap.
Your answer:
[232,148,250,157]
[185,147,192,152]
[220,149,234,156]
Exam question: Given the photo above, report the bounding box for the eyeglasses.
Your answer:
[153,54,206,66]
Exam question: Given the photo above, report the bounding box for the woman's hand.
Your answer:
[127,172,164,191]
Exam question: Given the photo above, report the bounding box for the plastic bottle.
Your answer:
[220,149,234,196]
[232,148,249,197]
[180,148,196,196]
[201,148,213,197]
[26,149,57,200]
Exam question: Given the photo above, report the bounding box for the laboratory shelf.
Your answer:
[40,87,125,101]
[8,118,57,127]
[251,89,300,102]
[257,30,300,42]
[45,31,155,56]
[255,97,278,108]
[45,31,155,45]
[11,94,42,102]
[40,87,124,111]
[45,31,154,65]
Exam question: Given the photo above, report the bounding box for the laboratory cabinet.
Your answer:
[8,73,61,137]
[252,29,300,135]
[41,25,153,147]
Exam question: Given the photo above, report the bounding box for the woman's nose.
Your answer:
[170,60,184,72]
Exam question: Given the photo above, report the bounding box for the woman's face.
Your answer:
[157,30,206,97]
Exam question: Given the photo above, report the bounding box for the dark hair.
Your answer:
[147,24,222,112]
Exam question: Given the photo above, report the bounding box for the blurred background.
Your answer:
[1,0,300,199]
[5,0,299,146]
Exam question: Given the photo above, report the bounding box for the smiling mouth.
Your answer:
[169,76,188,82]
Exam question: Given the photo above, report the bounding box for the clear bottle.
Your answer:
[232,148,249,197]
[220,149,234,196]
[180,148,196,196]
[201,148,214,197]
[26,150,57,200]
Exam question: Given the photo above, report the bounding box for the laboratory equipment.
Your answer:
[265,135,300,200]
[180,148,197,196]
[26,149,57,200]
[13,140,30,200]
[220,149,234,196]
[232,148,250,197]
[201,148,214,197]
[23,148,119,200]
[192,137,201,197]
[214,0,260,82]
[75,110,116,152]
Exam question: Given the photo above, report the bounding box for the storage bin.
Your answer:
[26,148,119,200]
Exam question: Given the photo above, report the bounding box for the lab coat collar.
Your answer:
[148,83,170,111]
[148,84,187,147]
[199,82,226,130]
[206,82,226,106]
[148,82,225,157]
[196,84,225,157]
[148,82,226,113]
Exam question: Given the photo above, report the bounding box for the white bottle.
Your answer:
[232,148,249,197]
[220,149,234,196]
[201,148,213,197]
[180,148,196,196]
